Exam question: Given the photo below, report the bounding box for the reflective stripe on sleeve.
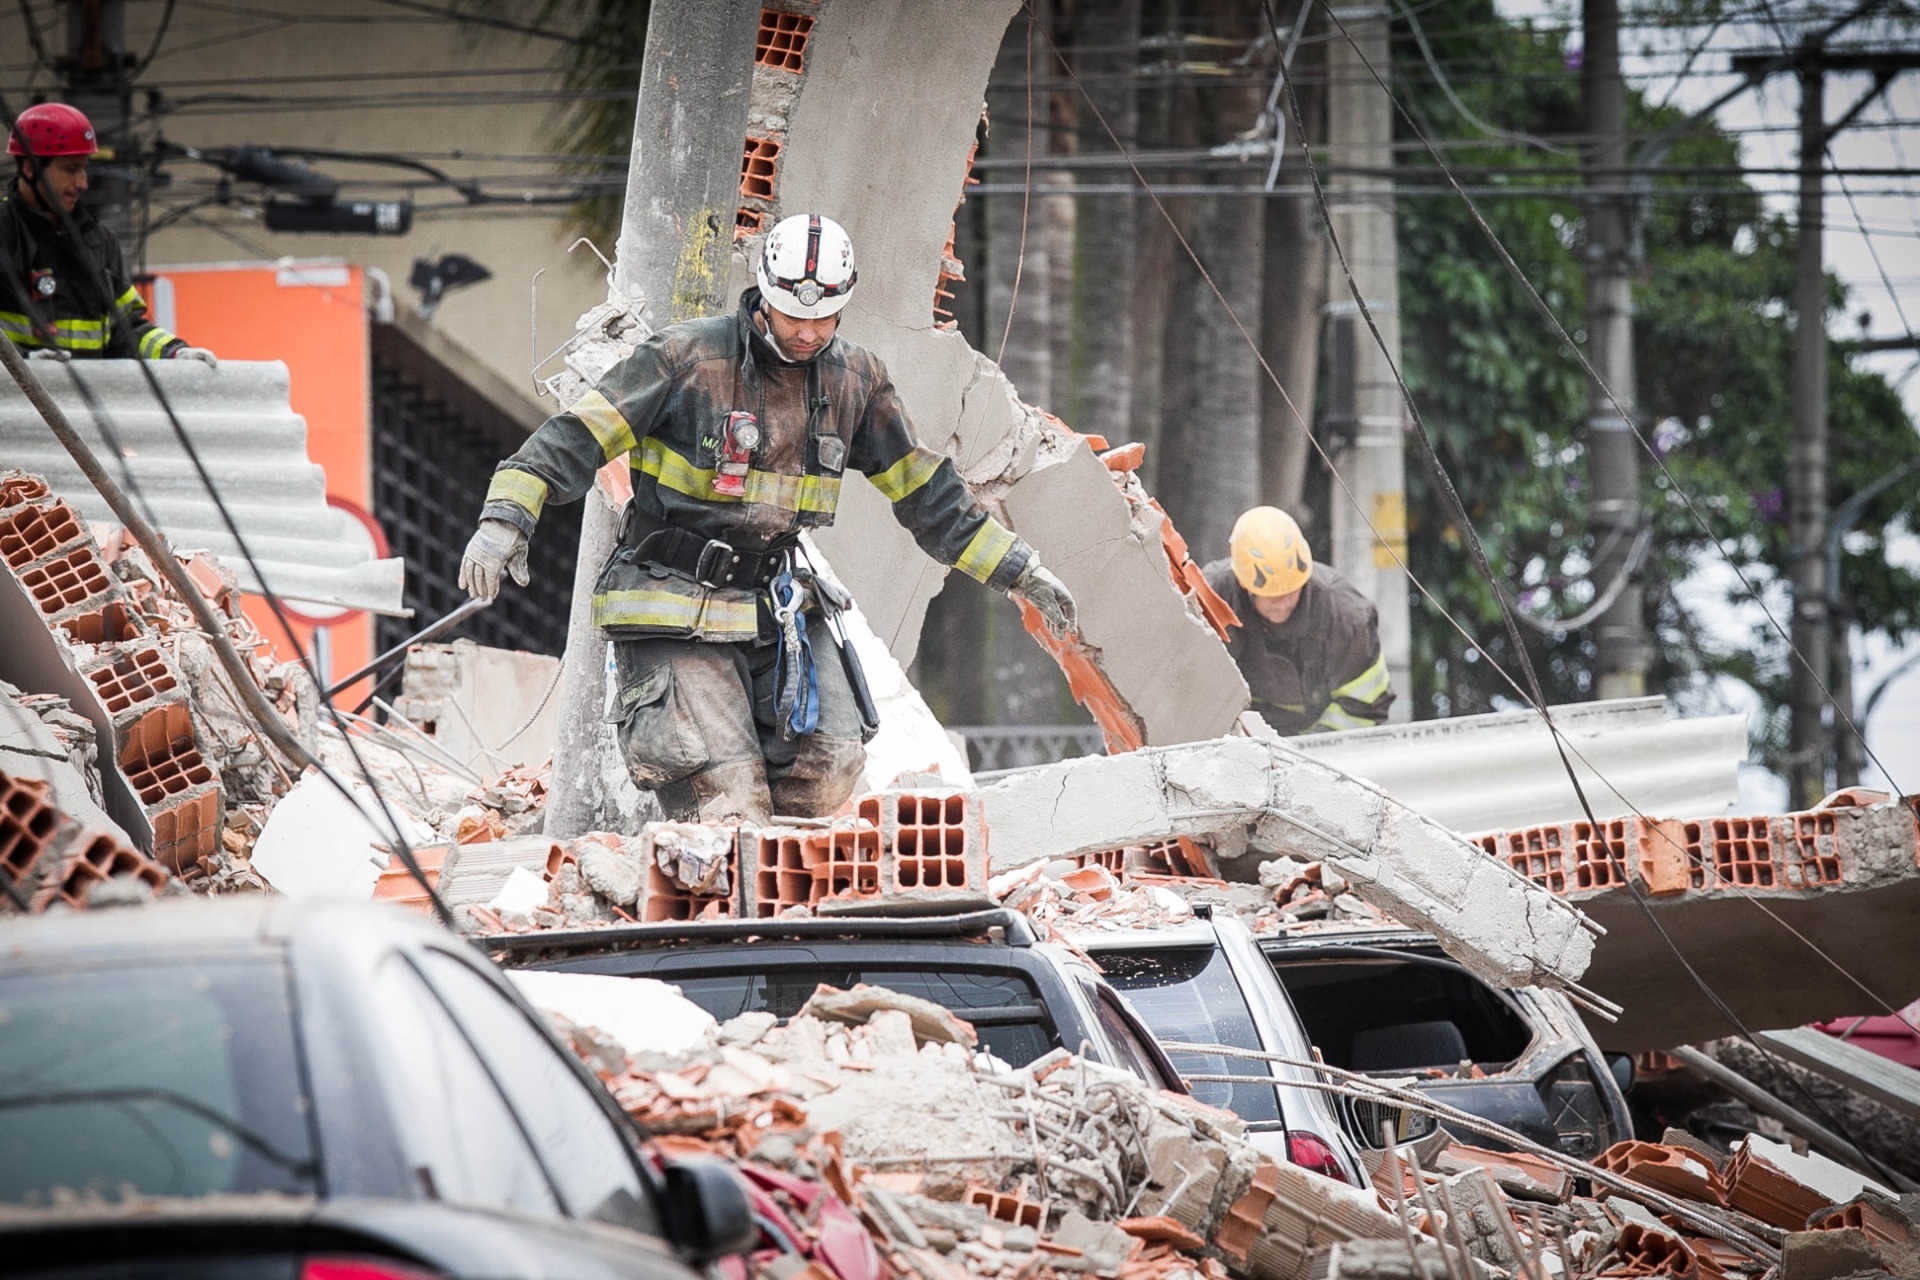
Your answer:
[138,327,181,359]
[1312,702,1377,732]
[592,585,761,639]
[572,388,639,462]
[115,286,142,309]
[635,437,840,515]
[485,468,550,520]
[868,446,945,503]
[1,313,107,351]
[955,518,1019,585]
[1328,653,1390,705]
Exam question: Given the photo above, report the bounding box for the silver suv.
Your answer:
[1069,907,1372,1187]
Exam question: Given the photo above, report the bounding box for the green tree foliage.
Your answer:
[1380,0,1919,763]
[453,0,650,245]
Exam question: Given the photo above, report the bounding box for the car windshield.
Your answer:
[664,966,1052,1066]
[0,958,317,1205]
[1093,946,1282,1122]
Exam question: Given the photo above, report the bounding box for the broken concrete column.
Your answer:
[741,0,1249,746]
[977,736,1600,991]
[545,0,761,837]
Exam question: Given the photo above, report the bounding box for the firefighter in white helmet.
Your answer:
[460,213,1076,824]
[1202,506,1392,734]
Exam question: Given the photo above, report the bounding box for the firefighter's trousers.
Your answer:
[610,634,866,826]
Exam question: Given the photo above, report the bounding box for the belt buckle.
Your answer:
[694,538,737,588]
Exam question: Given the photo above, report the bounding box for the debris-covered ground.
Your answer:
[6,462,1920,1280]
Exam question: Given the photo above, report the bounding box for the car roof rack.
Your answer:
[478,906,1036,957]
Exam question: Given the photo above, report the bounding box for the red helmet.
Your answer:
[8,103,98,159]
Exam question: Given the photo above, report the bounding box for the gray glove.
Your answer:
[171,346,219,368]
[458,517,530,602]
[27,347,70,362]
[1011,560,1078,638]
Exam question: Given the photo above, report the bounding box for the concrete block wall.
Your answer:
[728,0,1250,747]
[1468,792,1920,1050]
[1,474,223,872]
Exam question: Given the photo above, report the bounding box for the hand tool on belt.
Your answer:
[795,554,880,741]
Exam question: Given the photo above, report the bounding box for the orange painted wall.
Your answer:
[139,260,374,696]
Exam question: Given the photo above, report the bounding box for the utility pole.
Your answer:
[1324,5,1411,719]
[61,0,134,241]
[1582,0,1646,701]
[1786,59,1830,809]
[544,0,759,838]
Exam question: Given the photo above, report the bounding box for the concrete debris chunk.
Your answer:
[800,982,980,1049]
[979,737,1598,990]
[651,821,735,895]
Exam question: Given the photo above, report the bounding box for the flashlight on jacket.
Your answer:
[715,411,761,497]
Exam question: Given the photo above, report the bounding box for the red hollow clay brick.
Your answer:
[0,769,63,894]
[1723,1140,1830,1230]
[754,8,813,72]
[643,846,738,922]
[0,473,52,509]
[739,136,781,201]
[1593,1141,1724,1204]
[31,828,168,912]
[18,545,116,618]
[82,644,183,721]
[1495,823,1571,894]
[966,1178,1048,1230]
[1706,817,1776,888]
[0,499,86,571]
[56,599,144,645]
[1777,811,1845,888]
[1600,1222,1700,1279]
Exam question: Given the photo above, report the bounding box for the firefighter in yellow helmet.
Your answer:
[1201,507,1393,735]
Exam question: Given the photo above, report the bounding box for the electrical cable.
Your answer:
[994,7,1038,371]
[131,0,180,77]
[1283,0,1915,1188]
[1391,0,1573,156]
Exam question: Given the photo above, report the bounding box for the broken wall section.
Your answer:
[731,0,1249,747]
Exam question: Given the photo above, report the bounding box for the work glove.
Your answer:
[26,347,70,362]
[171,346,219,368]
[1011,560,1078,639]
[458,517,530,602]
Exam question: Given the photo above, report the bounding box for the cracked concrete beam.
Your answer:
[753,0,1249,745]
[978,736,1601,991]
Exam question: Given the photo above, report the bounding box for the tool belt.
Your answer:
[629,525,797,590]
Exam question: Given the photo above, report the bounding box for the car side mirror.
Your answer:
[1605,1052,1635,1095]
[659,1158,756,1263]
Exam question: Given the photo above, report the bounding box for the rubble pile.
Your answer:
[545,981,1407,1280]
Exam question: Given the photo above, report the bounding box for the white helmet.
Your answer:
[757,213,857,319]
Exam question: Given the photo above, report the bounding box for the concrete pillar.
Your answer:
[1323,6,1411,719]
[1583,0,1647,701]
[1787,64,1830,809]
[544,0,760,838]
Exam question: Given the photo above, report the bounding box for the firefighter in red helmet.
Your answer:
[2,103,215,363]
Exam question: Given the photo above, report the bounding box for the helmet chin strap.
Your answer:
[752,296,816,364]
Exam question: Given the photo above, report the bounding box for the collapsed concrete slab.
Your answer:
[1471,792,1920,1050]
[738,0,1249,747]
[977,736,1601,992]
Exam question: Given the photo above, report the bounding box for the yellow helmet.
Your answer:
[1229,507,1313,597]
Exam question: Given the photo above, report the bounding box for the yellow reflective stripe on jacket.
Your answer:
[634,437,841,514]
[955,518,1019,585]
[137,327,181,359]
[572,388,638,462]
[869,446,945,503]
[1329,653,1390,705]
[115,285,142,309]
[1313,702,1378,731]
[0,311,107,350]
[592,586,760,638]
[486,468,550,520]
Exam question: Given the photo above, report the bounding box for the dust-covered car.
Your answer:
[0,897,753,1279]
[1260,927,1632,1158]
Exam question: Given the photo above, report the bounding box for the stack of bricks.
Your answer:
[1,762,169,913]
[740,788,988,918]
[1467,790,1920,901]
[2,470,223,872]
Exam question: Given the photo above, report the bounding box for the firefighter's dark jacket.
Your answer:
[1202,558,1394,735]
[0,188,185,359]
[484,289,1033,641]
